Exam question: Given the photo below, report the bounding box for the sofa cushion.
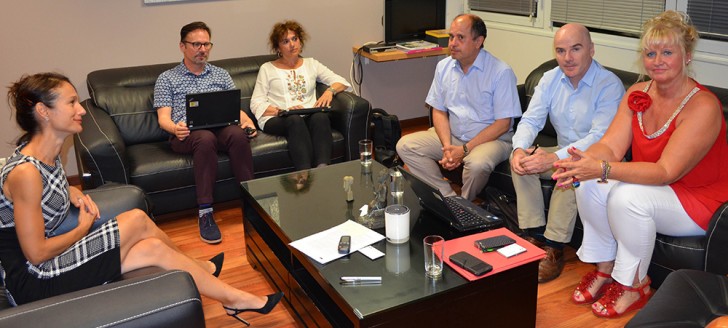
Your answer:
[87,63,176,146]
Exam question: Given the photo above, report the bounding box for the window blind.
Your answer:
[551,0,665,36]
[688,0,728,40]
[469,0,536,17]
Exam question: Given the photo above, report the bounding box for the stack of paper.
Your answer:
[289,220,385,264]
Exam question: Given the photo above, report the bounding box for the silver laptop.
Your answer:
[185,89,241,130]
[399,168,502,232]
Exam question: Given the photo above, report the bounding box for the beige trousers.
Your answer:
[510,146,577,243]
[396,127,512,201]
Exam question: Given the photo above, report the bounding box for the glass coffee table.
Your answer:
[241,160,538,327]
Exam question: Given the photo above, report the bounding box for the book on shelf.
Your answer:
[395,40,441,53]
[425,29,449,47]
[425,29,449,38]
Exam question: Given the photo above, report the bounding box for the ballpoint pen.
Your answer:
[340,276,382,283]
[529,144,540,155]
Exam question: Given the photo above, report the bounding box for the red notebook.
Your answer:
[440,228,545,281]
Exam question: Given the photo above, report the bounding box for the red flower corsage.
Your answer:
[628,91,652,113]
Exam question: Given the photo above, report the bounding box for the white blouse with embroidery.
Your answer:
[251,57,351,129]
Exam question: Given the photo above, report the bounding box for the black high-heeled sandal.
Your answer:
[209,252,224,277]
[223,292,284,326]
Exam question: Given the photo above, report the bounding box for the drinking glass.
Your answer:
[423,235,444,278]
[359,139,373,166]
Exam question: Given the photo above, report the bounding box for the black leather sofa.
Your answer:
[0,183,204,327]
[437,59,728,288]
[74,55,371,216]
[626,269,728,327]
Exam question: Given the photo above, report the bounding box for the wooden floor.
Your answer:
[156,203,636,328]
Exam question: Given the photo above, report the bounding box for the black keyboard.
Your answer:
[444,197,498,230]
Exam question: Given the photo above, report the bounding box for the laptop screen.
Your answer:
[186,89,241,130]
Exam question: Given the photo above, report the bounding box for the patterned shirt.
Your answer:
[153,61,236,124]
[0,144,69,233]
[250,58,351,129]
[0,144,120,284]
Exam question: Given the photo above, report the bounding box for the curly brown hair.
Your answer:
[268,20,308,55]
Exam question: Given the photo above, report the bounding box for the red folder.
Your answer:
[440,228,546,281]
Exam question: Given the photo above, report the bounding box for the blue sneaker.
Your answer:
[199,209,222,244]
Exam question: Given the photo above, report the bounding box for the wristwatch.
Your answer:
[463,143,469,155]
[327,86,338,96]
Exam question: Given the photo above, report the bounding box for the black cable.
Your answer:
[352,41,385,96]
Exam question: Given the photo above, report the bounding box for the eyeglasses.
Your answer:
[182,41,214,50]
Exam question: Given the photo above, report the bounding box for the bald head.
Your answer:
[554,23,595,88]
[555,24,592,45]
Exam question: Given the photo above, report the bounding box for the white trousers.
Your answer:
[575,179,705,286]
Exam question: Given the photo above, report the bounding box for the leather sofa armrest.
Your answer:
[329,91,371,161]
[0,270,204,328]
[75,99,130,189]
[705,201,728,274]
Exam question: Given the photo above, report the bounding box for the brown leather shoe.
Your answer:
[538,246,564,283]
[523,236,545,249]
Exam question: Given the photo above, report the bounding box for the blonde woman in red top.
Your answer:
[552,10,728,318]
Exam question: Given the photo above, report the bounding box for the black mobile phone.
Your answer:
[338,235,351,254]
[475,235,516,252]
[449,251,493,276]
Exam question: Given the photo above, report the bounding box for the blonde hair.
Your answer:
[639,10,699,77]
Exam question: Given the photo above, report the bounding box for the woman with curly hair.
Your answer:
[251,20,351,170]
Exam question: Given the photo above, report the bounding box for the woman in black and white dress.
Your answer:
[0,73,281,325]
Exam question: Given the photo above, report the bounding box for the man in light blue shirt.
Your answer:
[510,24,625,283]
[397,14,521,201]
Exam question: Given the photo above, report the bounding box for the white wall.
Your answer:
[0,0,384,176]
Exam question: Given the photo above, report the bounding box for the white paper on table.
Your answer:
[289,220,385,264]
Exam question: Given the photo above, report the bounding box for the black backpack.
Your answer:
[369,108,402,167]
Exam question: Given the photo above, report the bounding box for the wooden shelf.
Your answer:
[353,45,449,62]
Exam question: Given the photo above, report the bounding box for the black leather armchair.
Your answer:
[74,55,371,216]
[627,269,728,327]
[0,183,205,327]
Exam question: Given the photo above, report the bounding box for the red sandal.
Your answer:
[592,276,652,318]
[572,270,612,304]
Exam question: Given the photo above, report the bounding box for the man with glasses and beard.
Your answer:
[154,21,257,245]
